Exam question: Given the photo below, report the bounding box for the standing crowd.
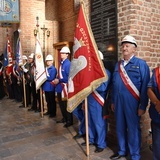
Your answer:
[0,35,160,160]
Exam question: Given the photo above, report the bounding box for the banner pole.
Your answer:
[18,29,27,108]
[23,74,27,108]
[34,17,44,118]
[40,87,44,118]
[85,97,90,156]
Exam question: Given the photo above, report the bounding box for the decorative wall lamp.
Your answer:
[34,16,39,36]
[34,29,38,36]
[33,16,50,59]
[46,29,50,37]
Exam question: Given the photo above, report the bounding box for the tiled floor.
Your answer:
[0,97,152,160]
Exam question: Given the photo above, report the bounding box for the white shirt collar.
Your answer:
[122,55,134,66]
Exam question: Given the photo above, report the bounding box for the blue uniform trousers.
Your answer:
[115,92,141,160]
[73,104,85,135]
[151,121,160,160]
[88,101,107,149]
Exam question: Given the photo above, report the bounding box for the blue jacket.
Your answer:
[88,69,111,103]
[55,58,70,93]
[42,65,57,92]
[148,68,160,124]
[112,56,150,110]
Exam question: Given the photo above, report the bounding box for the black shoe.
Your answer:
[44,112,49,115]
[56,119,66,123]
[19,105,25,108]
[110,153,127,160]
[49,115,56,118]
[95,147,104,153]
[28,108,34,111]
[73,133,85,139]
[81,142,95,146]
[63,123,73,128]
[28,103,31,107]
[35,109,40,113]
[149,144,153,151]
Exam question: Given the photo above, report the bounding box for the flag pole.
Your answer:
[23,74,27,107]
[78,0,90,156]
[34,16,44,118]
[40,88,44,117]
[84,97,90,156]
[18,29,27,108]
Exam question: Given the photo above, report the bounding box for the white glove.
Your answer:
[23,68,28,73]
[21,65,28,73]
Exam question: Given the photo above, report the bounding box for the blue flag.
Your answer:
[3,43,8,67]
[16,38,23,66]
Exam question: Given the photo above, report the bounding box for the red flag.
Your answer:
[67,2,108,112]
[4,39,13,75]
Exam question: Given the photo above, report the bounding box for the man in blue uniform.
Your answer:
[42,54,57,117]
[54,46,73,128]
[110,35,150,160]
[147,66,160,160]
[81,51,111,153]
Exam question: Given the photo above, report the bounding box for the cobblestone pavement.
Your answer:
[0,97,152,160]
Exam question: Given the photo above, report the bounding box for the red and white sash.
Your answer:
[0,62,3,76]
[155,67,160,93]
[59,64,68,98]
[92,90,104,106]
[119,62,140,101]
[12,65,19,78]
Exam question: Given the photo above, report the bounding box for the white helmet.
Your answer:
[121,35,137,47]
[22,55,28,60]
[29,53,35,59]
[60,46,70,54]
[45,54,53,61]
[98,50,104,60]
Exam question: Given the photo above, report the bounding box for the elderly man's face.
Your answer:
[121,43,136,59]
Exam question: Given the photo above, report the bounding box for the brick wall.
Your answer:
[118,0,160,69]
[57,0,77,42]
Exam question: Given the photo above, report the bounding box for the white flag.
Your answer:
[35,38,47,90]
